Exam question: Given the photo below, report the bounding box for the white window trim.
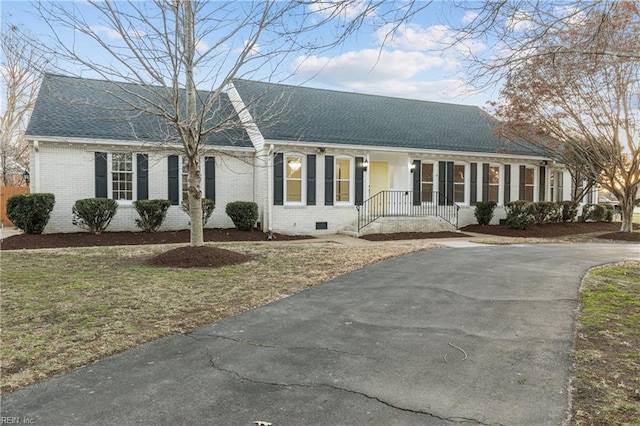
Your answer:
[488,163,503,205]
[524,165,537,202]
[453,162,469,205]
[335,156,354,205]
[179,156,205,204]
[420,161,436,205]
[107,152,136,204]
[284,153,306,205]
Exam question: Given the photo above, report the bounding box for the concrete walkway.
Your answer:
[2,243,638,425]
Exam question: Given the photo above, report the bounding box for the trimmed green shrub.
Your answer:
[505,200,533,230]
[583,203,613,222]
[134,199,171,232]
[560,201,578,222]
[530,201,559,225]
[181,198,215,226]
[72,198,118,234]
[474,201,497,226]
[6,193,55,234]
[225,201,258,231]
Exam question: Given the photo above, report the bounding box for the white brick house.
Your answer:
[26,75,590,235]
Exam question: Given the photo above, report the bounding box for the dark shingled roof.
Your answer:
[27,74,252,148]
[233,79,539,156]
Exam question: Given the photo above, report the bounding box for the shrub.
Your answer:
[530,201,559,225]
[474,201,497,226]
[72,198,118,234]
[505,200,533,230]
[225,201,258,231]
[560,201,578,222]
[181,198,215,226]
[6,193,55,234]
[134,199,171,232]
[583,203,613,223]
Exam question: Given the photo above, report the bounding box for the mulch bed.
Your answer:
[147,246,252,268]
[0,228,311,250]
[461,222,640,241]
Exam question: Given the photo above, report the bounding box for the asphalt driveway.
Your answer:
[2,243,638,425]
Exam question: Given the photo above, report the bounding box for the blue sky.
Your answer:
[2,1,496,106]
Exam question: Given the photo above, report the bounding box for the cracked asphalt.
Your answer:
[2,242,638,425]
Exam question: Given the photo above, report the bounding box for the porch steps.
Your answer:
[339,216,456,238]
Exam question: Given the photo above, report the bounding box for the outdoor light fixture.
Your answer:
[22,169,30,184]
[409,162,417,173]
[362,159,369,172]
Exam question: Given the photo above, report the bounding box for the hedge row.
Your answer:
[6,195,259,234]
[504,200,613,230]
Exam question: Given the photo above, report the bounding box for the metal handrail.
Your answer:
[356,190,459,231]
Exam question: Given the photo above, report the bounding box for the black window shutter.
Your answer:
[482,163,490,202]
[355,156,364,206]
[470,163,478,205]
[519,165,526,200]
[446,161,454,205]
[412,160,421,206]
[438,161,446,205]
[136,154,149,200]
[168,155,179,205]
[324,155,334,206]
[307,155,316,205]
[274,153,283,206]
[205,156,216,202]
[95,152,108,198]
[504,165,511,204]
[539,166,546,201]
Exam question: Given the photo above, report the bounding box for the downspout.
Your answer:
[267,144,274,240]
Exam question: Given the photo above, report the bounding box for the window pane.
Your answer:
[489,166,500,184]
[421,183,433,202]
[336,159,350,179]
[287,157,303,178]
[421,163,433,182]
[454,184,464,203]
[489,186,499,202]
[336,181,350,202]
[525,186,534,202]
[287,180,302,202]
[525,168,535,185]
[454,165,465,183]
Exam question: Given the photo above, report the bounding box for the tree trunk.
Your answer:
[618,194,635,233]
[183,0,204,247]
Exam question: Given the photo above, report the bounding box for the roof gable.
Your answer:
[27,74,251,148]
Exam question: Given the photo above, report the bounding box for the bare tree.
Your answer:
[33,0,425,246]
[489,2,639,232]
[451,0,640,88]
[1,25,49,186]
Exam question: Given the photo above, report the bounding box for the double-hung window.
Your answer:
[453,164,465,203]
[111,153,134,201]
[285,155,304,203]
[488,166,500,203]
[524,167,535,202]
[421,163,434,203]
[335,157,352,203]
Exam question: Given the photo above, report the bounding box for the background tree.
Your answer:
[33,0,425,246]
[488,2,639,232]
[1,26,49,186]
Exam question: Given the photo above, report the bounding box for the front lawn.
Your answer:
[0,240,436,393]
[572,262,640,425]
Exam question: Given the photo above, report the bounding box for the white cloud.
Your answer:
[195,39,209,54]
[462,11,479,24]
[376,22,486,56]
[308,1,373,20]
[89,25,146,40]
[506,10,535,32]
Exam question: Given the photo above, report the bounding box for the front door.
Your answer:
[369,161,388,197]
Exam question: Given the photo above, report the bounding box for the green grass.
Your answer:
[572,262,640,425]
